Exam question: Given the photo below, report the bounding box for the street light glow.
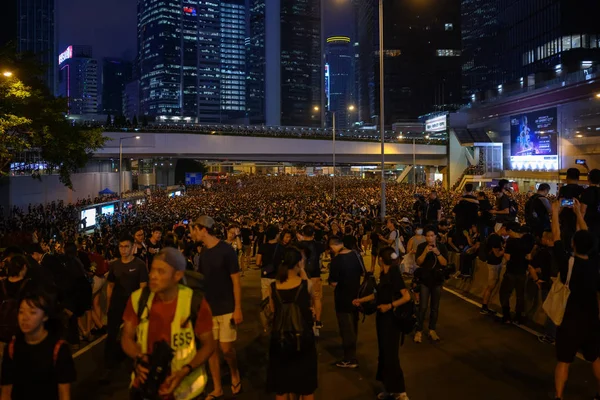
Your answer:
[348,105,355,111]
[313,106,320,112]
[2,71,13,77]
[596,93,600,98]
[135,136,141,139]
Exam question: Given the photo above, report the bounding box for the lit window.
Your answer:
[436,49,460,57]
[444,23,453,31]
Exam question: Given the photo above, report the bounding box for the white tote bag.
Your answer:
[542,257,574,327]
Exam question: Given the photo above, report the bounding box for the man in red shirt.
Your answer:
[121,248,215,400]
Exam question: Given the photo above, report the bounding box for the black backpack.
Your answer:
[524,194,541,225]
[0,280,29,343]
[271,281,306,353]
[355,252,377,318]
[393,298,417,345]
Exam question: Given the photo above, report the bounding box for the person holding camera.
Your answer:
[121,247,216,400]
[414,226,448,343]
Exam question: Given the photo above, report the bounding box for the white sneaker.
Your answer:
[414,331,422,343]
[429,330,440,341]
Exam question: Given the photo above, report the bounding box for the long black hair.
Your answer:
[276,247,304,283]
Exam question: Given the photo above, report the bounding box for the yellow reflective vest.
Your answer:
[130,285,208,400]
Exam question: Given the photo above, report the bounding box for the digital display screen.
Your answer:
[510,107,558,171]
[185,172,203,185]
[101,205,114,215]
[175,191,181,196]
[576,159,586,165]
[183,6,197,16]
[80,208,96,229]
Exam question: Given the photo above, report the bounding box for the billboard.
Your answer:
[58,46,73,65]
[80,208,96,229]
[101,204,114,215]
[425,115,447,132]
[185,172,203,185]
[510,107,558,171]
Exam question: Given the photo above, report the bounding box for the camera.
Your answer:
[138,340,174,400]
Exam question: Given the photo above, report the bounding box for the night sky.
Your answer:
[57,0,353,61]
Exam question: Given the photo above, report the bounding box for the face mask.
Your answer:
[416,229,424,235]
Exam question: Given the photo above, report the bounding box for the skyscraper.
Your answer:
[326,36,355,129]
[497,0,600,88]
[101,58,133,116]
[17,0,56,94]
[138,0,247,123]
[0,0,17,48]
[354,0,462,124]
[461,0,500,99]
[57,45,98,115]
[248,0,322,126]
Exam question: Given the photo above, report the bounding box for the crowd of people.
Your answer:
[0,171,599,400]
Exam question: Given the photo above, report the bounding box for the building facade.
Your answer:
[248,0,321,126]
[57,45,99,115]
[326,36,355,129]
[138,0,246,123]
[461,0,500,99]
[17,0,56,94]
[354,0,462,124]
[101,58,132,116]
[122,80,140,121]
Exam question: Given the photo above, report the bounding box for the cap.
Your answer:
[156,247,187,272]
[192,215,215,229]
[400,217,410,223]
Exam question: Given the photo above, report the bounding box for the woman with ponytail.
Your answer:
[267,247,317,400]
[353,246,412,400]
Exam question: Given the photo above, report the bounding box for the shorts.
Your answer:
[261,277,276,300]
[487,263,503,286]
[92,276,106,295]
[311,277,322,301]
[556,318,600,363]
[212,313,237,343]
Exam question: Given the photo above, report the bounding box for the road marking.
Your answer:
[73,334,107,359]
[442,286,585,362]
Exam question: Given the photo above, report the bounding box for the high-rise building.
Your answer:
[248,0,321,126]
[497,0,600,89]
[57,45,99,115]
[101,58,133,116]
[461,0,500,99]
[122,80,140,121]
[0,0,17,48]
[326,36,355,129]
[17,0,57,94]
[354,0,462,124]
[138,0,247,123]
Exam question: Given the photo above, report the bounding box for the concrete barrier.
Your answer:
[445,258,548,326]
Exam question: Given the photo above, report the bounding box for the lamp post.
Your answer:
[119,135,140,207]
[2,71,13,78]
[378,0,386,221]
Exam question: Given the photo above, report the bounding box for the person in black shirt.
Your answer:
[527,231,557,344]
[550,199,600,400]
[526,184,552,239]
[498,223,535,325]
[477,191,493,240]
[491,186,512,222]
[425,191,442,225]
[453,183,480,233]
[298,225,325,328]
[328,236,364,369]
[257,225,280,300]
[558,168,584,251]
[145,226,162,268]
[1,290,76,400]
[480,225,506,314]
[353,247,411,400]
[580,168,600,241]
[414,226,449,343]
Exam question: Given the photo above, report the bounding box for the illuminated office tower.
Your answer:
[248,0,322,126]
[17,0,57,94]
[138,0,247,123]
[326,36,354,129]
[57,45,98,115]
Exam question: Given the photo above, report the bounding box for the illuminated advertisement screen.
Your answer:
[101,204,114,215]
[510,107,558,171]
[185,172,203,185]
[80,208,96,229]
[183,6,197,16]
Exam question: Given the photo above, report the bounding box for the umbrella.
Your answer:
[98,188,116,195]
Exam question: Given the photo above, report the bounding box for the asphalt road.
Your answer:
[73,267,599,400]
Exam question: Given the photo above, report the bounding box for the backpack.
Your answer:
[355,252,377,319]
[271,281,307,353]
[0,280,29,343]
[393,298,417,345]
[524,194,541,225]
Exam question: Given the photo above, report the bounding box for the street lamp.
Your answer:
[378,0,386,221]
[119,135,140,205]
[2,71,13,78]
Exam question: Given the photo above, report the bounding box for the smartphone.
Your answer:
[576,159,586,165]
[561,198,574,208]
[183,220,188,225]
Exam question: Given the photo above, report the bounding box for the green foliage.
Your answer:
[0,45,108,188]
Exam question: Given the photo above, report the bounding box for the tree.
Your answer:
[0,45,108,188]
